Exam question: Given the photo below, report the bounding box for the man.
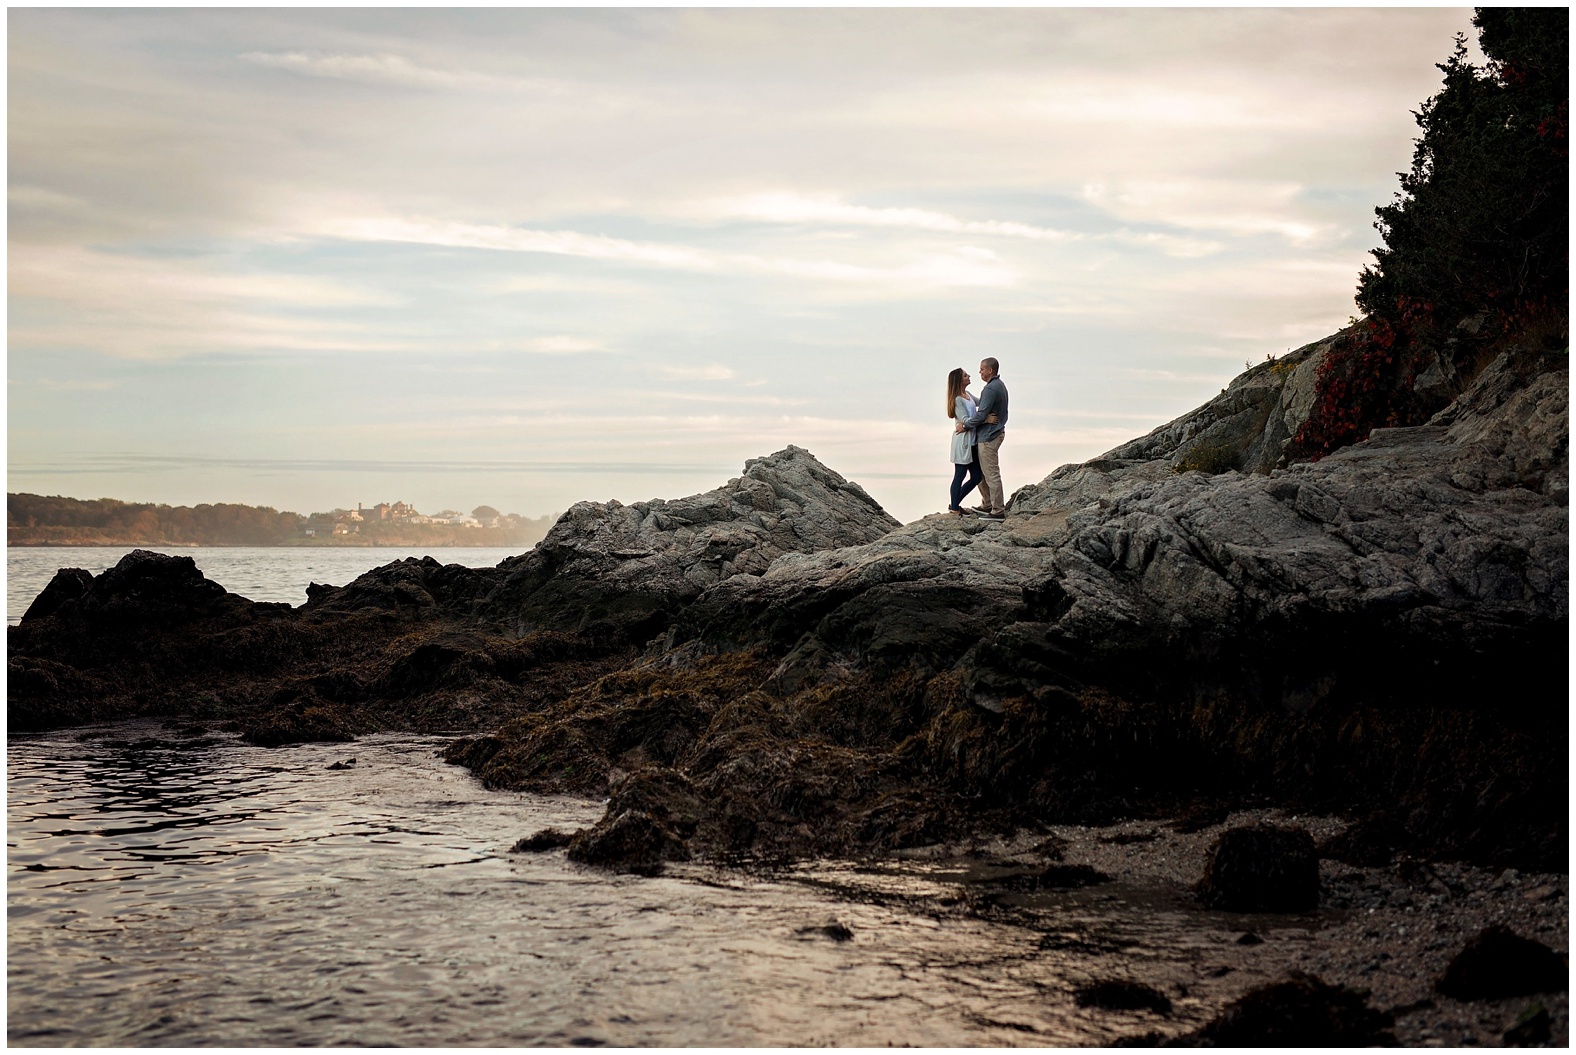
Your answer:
[963,357,1009,520]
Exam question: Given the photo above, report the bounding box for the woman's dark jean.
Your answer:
[950,447,983,510]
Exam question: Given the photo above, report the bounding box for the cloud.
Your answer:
[1108,229,1224,258]
[1016,80,1320,132]
[9,246,409,358]
[238,51,541,93]
[696,192,1220,260]
[11,246,392,308]
[13,377,118,392]
[319,217,717,269]
[517,336,605,355]
[735,246,1016,288]
[321,215,1018,289]
[1083,181,1344,246]
[708,193,1081,242]
[9,184,92,213]
[655,364,735,381]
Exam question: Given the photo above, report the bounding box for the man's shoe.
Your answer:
[976,511,1005,521]
[969,505,991,514]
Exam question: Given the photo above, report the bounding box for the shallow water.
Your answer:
[9,723,1330,1046]
[6,546,525,624]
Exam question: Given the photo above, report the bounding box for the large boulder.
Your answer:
[1171,972,1395,1046]
[474,445,900,641]
[1435,925,1568,1001]
[1195,825,1319,912]
[23,550,233,628]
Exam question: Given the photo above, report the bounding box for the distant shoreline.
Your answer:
[8,494,556,551]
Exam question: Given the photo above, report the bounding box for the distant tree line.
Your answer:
[1291,7,1567,460]
[7,493,558,548]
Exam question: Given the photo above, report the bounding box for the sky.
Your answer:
[8,8,1481,525]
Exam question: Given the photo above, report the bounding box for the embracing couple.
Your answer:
[946,357,1009,521]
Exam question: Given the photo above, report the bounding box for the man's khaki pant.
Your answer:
[979,432,1006,514]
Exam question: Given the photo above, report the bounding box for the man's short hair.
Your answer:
[981,356,999,373]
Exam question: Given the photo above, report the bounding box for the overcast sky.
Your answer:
[9,8,1478,524]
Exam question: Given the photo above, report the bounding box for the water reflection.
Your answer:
[10,722,1305,1046]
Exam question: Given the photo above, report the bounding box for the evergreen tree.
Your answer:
[1357,8,1568,325]
[1293,8,1567,461]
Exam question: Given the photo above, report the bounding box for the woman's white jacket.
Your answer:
[951,394,978,464]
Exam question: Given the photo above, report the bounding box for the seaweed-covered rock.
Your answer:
[42,549,233,627]
[1435,925,1568,1001]
[509,828,577,853]
[1172,972,1395,1046]
[564,766,704,874]
[241,691,358,747]
[1196,825,1319,913]
[566,810,674,875]
[1316,816,1403,868]
[305,555,500,614]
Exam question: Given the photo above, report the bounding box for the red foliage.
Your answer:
[1291,299,1436,461]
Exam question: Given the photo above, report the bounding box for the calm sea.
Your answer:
[7,723,1180,1046]
[6,546,526,625]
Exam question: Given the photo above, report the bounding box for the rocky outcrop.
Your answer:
[300,445,898,646]
[9,551,301,730]
[1098,332,1335,474]
[8,448,900,741]
[686,348,1565,694]
[650,345,1566,865]
[470,445,899,641]
[8,338,1566,870]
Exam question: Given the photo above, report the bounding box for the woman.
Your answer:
[946,367,991,514]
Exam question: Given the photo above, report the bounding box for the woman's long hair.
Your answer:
[946,368,967,418]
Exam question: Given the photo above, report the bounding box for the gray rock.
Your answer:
[1095,333,1336,475]
[681,346,1566,708]
[477,445,900,640]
